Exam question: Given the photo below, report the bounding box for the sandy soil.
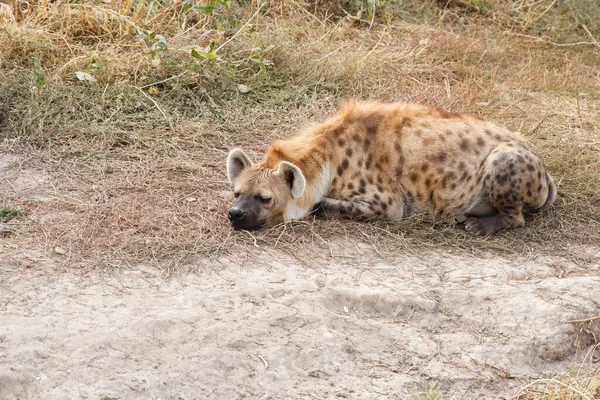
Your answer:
[1,243,599,400]
[1,154,600,400]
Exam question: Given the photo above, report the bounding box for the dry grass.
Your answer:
[513,344,600,400]
[1,0,599,273]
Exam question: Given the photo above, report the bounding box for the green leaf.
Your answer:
[191,48,218,60]
[32,57,46,90]
[191,5,217,14]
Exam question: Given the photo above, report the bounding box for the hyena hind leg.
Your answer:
[465,142,549,236]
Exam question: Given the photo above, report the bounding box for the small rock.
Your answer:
[145,239,152,247]
[237,84,250,94]
[0,224,11,235]
[185,197,197,203]
[54,246,66,255]
[477,102,490,107]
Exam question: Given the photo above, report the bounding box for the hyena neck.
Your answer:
[260,139,334,220]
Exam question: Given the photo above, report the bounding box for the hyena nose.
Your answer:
[228,208,246,221]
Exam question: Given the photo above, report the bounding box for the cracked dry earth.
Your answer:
[1,155,600,399]
[1,245,600,399]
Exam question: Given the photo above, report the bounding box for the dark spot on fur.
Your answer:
[484,129,493,136]
[424,178,431,188]
[346,148,353,157]
[332,126,344,137]
[352,190,360,196]
[377,185,384,192]
[527,190,532,197]
[365,113,383,134]
[410,173,418,183]
[367,176,374,185]
[357,159,363,168]
[437,153,447,162]
[494,134,502,140]
[347,183,354,190]
[368,204,375,211]
[460,139,470,151]
[377,176,383,184]
[436,108,458,118]
[497,174,508,185]
[458,161,466,171]
[537,171,542,179]
[359,187,366,194]
[526,164,535,172]
[476,137,485,147]
[394,142,401,152]
[352,134,361,142]
[517,155,525,163]
[364,138,371,151]
[342,159,350,170]
[537,184,542,192]
[337,138,345,146]
[423,138,434,146]
[381,202,388,211]
[396,116,412,132]
[396,166,403,176]
[366,155,373,169]
[373,193,381,200]
[450,183,457,190]
[359,179,366,188]
[337,166,343,176]
[421,164,430,173]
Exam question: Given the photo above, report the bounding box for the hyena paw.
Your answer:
[465,218,495,236]
[310,202,328,218]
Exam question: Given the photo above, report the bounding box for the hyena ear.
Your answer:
[226,148,253,183]
[277,161,306,199]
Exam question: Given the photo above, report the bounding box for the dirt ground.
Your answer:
[2,242,599,399]
[2,154,600,400]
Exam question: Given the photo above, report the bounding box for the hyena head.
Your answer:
[226,149,306,230]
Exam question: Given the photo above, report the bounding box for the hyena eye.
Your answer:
[258,195,272,204]
[234,192,241,198]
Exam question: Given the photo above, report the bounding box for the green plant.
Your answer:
[32,56,46,92]
[0,203,23,222]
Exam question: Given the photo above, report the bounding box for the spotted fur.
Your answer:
[226,100,556,235]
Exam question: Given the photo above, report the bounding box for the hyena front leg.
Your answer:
[312,197,380,219]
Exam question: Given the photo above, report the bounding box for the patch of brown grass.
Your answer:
[514,344,600,400]
[1,0,599,271]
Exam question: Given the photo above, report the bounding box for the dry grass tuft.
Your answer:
[1,0,599,271]
[514,344,600,400]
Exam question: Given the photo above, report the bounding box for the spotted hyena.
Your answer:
[226,100,556,235]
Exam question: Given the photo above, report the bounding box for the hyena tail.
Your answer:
[536,173,557,213]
